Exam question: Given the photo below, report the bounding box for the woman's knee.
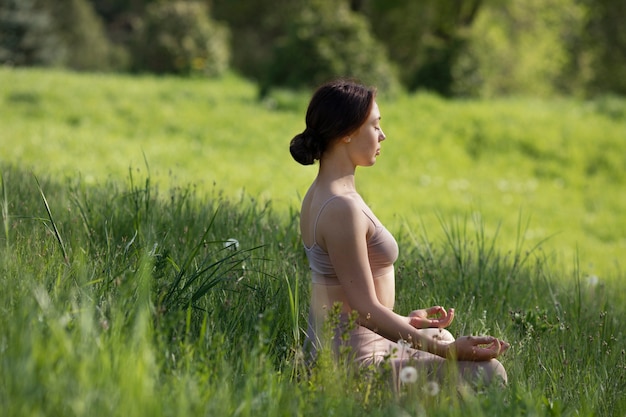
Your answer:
[456,359,507,386]
[416,328,455,343]
[482,359,507,385]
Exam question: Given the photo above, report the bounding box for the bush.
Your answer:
[261,0,399,95]
[132,1,230,76]
[0,0,65,67]
[452,0,588,97]
[49,0,127,71]
[211,0,302,83]
[0,0,126,71]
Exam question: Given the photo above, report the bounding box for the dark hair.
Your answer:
[290,79,376,165]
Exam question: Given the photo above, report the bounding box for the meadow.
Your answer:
[1,68,626,416]
[2,68,625,279]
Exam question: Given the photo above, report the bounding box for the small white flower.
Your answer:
[397,339,411,349]
[224,238,239,250]
[587,275,599,287]
[399,366,418,384]
[423,380,440,396]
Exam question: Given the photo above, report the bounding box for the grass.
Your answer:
[0,163,625,416]
[1,67,626,415]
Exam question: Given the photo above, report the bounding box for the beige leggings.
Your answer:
[343,325,508,388]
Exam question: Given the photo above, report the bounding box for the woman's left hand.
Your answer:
[409,306,454,329]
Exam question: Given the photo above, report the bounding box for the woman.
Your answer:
[290,79,508,386]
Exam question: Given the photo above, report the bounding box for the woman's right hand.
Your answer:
[446,335,510,361]
[408,306,455,329]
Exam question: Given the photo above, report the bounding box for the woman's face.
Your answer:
[349,101,386,167]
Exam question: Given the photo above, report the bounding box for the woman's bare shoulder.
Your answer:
[316,193,367,233]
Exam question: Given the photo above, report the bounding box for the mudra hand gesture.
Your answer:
[450,336,510,361]
[409,306,455,329]
[409,306,509,361]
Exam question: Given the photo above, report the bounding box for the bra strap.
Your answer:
[312,195,342,245]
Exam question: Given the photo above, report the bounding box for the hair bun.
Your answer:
[290,128,321,165]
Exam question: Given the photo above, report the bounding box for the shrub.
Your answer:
[132,1,230,76]
[0,0,127,71]
[452,0,588,97]
[0,0,65,67]
[210,0,302,83]
[48,0,128,71]
[261,0,399,95]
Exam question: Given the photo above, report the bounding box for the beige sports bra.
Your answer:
[303,195,399,285]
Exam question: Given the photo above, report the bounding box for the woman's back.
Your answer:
[300,186,398,351]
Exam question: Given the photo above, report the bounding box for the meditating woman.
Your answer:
[290,79,508,386]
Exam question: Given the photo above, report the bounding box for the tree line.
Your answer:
[1,0,624,97]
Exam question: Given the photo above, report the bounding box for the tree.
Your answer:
[0,0,64,66]
[0,0,123,70]
[453,0,588,97]
[260,0,399,95]
[363,0,483,95]
[131,1,230,76]
[211,0,304,82]
[48,0,125,71]
[583,0,626,95]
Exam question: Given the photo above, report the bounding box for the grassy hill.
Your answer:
[2,67,624,279]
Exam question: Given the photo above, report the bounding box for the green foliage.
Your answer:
[0,0,65,66]
[453,0,588,97]
[47,0,127,71]
[131,1,230,76]
[365,0,482,95]
[582,0,626,96]
[261,0,400,95]
[0,0,125,70]
[4,0,626,96]
[211,0,304,81]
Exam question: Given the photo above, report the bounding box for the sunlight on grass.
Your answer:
[1,67,625,282]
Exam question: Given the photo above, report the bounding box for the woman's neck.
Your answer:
[317,159,357,194]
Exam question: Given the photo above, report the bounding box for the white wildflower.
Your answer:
[399,366,418,384]
[423,380,440,396]
[587,275,599,287]
[397,339,411,349]
[224,238,239,250]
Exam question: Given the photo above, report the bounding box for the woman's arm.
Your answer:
[319,196,449,355]
[319,196,508,360]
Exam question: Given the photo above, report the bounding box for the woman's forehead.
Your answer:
[370,101,381,119]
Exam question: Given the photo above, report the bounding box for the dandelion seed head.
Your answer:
[423,380,440,396]
[399,366,418,384]
[224,238,239,250]
[397,339,411,349]
[587,275,599,287]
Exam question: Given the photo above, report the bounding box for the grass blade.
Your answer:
[34,175,69,265]
[1,171,8,247]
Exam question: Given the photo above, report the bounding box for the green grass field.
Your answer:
[2,67,624,280]
[1,68,626,416]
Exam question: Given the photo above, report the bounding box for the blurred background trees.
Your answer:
[0,0,624,97]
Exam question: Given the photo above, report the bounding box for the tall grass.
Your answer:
[0,164,624,416]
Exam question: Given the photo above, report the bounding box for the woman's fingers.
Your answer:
[433,308,454,327]
[409,307,455,329]
[426,305,446,316]
[498,339,510,354]
[453,336,510,360]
